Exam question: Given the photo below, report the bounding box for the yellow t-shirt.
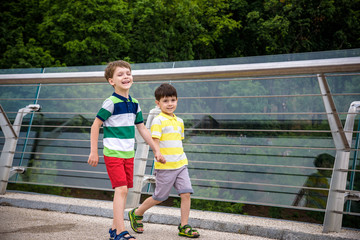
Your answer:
[151,112,188,170]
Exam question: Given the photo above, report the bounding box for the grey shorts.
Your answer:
[152,166,194,201]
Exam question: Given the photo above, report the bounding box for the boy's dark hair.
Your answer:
[154,83,177,101]
[104,60,131,82]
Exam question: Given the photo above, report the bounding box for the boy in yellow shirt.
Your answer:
[129,83,200,238]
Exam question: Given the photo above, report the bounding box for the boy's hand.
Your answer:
[88,153,99,167]
[155,152,166,164]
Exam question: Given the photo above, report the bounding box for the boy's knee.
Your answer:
[151,196,164,204]
[115,186,128,195]
[180,192,191,199]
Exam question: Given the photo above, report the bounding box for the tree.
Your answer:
[0,0,59,68]
[128,0,202,62]
[0,37,58,68]
[0,0,359,68]
[192,0,243,59]
[127,0,243,62]
[37,0,132,66]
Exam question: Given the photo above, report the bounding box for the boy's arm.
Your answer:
[136,123,165,163]
[88,118,103,167]
[152,138,165,163]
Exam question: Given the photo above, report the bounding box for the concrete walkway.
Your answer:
[1,191,359,240]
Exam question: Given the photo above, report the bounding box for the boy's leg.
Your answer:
[130,169,173,233]
[130,196,162,232]
[175,167,193,226]
[136,168,174,216]
[105,156,135,239]
[113,185,128,234]
[180,193,191,226]
[175,167,199,237]
[179,193,199,237]
[136,196,162,216]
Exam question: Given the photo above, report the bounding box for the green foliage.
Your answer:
[343,215,360,229]
[1,0,359,68]
[173,198,244,214]
[306,210,324,222]
[7,183,71,197]
[37,0,131,66]
[0,37,60,68]
[269,206,282,219]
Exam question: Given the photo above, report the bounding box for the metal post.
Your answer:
[318,71,360,233]
[18,83,41,171]
[346,118,360,212]
[0,104,40,194]
[324,101,360,232]
[126,106,161,208]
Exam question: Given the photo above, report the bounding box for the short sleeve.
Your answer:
[180,120,185,140]
[96,98,113,122]
[151,117,162,139]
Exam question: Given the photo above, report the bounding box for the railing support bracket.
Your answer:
[0,104,40,195]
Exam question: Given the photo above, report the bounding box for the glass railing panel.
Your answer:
[1,49,359,215]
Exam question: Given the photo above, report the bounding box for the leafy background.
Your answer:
[1,0,359,68]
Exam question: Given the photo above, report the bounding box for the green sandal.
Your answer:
[128,208,144,233]
[178,224,200,238]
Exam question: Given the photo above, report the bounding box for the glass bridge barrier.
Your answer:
[0,49,360,233]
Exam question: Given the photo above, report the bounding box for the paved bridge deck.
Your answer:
[1,191,359,240]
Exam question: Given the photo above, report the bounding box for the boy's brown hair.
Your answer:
[104,60,132,82]
[154,83,178,101]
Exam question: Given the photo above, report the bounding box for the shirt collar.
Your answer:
[159,112,177,120]
[112,92,132,102]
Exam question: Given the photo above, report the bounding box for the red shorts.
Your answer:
[104,156,134,189]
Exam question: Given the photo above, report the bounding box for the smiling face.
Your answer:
[156,96,178,117]
[108,66,133,96]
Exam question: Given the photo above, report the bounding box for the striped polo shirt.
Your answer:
[151,112,188,170]
[96,92,143,159]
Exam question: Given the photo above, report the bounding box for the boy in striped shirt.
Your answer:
[129,83,200,238]
[88,60,164,240]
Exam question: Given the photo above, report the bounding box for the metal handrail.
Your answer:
[1,56,360,84]
[1,52,360,233]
